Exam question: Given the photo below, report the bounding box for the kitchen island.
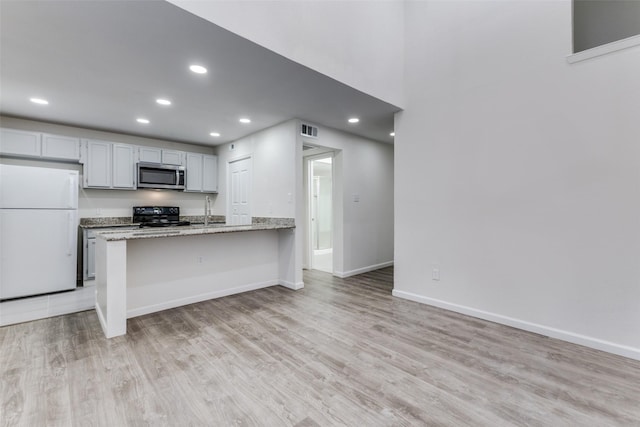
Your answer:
[94,218,300,338]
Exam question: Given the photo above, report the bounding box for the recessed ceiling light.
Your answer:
[348,117,360,124]
[156,98,171,106]
[209,132,221,137]
[30,97,49,105]
[239,118,251,124]
[390,132,395,137]
[189,65,207,74]
[136,118,150,124]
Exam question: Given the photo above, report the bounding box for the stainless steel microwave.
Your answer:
[137,162,185,190]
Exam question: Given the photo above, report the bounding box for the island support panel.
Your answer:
[95,228,298,338]
[95,239,127,338]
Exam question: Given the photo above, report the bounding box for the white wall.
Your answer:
[126,231,281,316]
[300,124,394,277]
[215,119,302,287]
[394,1,640,359]
[215,120,297,218]
[167,0,405,108]
[0,116,216,218]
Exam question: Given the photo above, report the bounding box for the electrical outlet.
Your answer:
[432,268,440,281]
[197,256,204,264]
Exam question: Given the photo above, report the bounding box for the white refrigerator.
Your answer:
[0,164,79,300]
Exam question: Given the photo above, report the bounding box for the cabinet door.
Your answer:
[87,238,96,279]
[0,128,41,158]
[112,144,136,189]
[185,153,203,192]
[85,140,112,188]
[138,146,162,163]
[162,150,184,166]
[202,155,218,193]
[42,134,80,161]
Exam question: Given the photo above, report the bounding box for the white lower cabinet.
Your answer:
[185,153,218,193]
[83,226,137,280]
[82,140,135,189]
[86,238,96,280]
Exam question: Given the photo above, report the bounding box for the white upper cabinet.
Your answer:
[138,146,162,163]
[162,150,184,166]
[138,146,184,166]
[1,128,80,162]
[185,153,203,192]
[185,153,218,193]
[203,155,218,193]
[112,144,136,189]
[2,126,215,193]
[41,134,80,161]
[84,140,111,188]
[0,128,42,158]
[82,140,135,190]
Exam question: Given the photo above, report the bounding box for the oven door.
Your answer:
[137,163,185,190]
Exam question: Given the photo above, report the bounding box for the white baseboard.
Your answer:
[127,280,279,318]
[392,289,640,361]
[0,287,95,327]
[279,280,305,290]
[334,261,394,278]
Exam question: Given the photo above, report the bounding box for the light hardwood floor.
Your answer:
[1,267,639,426]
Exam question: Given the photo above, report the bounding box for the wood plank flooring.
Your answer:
[1,267,639,426]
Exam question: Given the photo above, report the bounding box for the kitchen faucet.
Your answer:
[204,195,211,226]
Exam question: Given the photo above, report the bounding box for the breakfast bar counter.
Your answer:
[96,218,295,241]
[94,218,301,338]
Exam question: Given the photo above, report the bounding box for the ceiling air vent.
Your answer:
[301,123,318,138]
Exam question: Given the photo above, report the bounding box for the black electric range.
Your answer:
[133,206,191,228]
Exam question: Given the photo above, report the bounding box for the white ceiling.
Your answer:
[0,1,400,147]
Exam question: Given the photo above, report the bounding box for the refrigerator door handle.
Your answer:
[67,212,74,256]
[68,174,76,209]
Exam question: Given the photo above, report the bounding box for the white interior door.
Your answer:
[227,157,252,225]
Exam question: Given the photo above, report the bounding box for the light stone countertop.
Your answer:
[79,215,226,229]
[94,218,295,241]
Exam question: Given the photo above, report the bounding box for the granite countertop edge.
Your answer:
[94,219,295,241]
[79,215,227,229]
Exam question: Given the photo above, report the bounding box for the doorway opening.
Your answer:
[307,155,333,273]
